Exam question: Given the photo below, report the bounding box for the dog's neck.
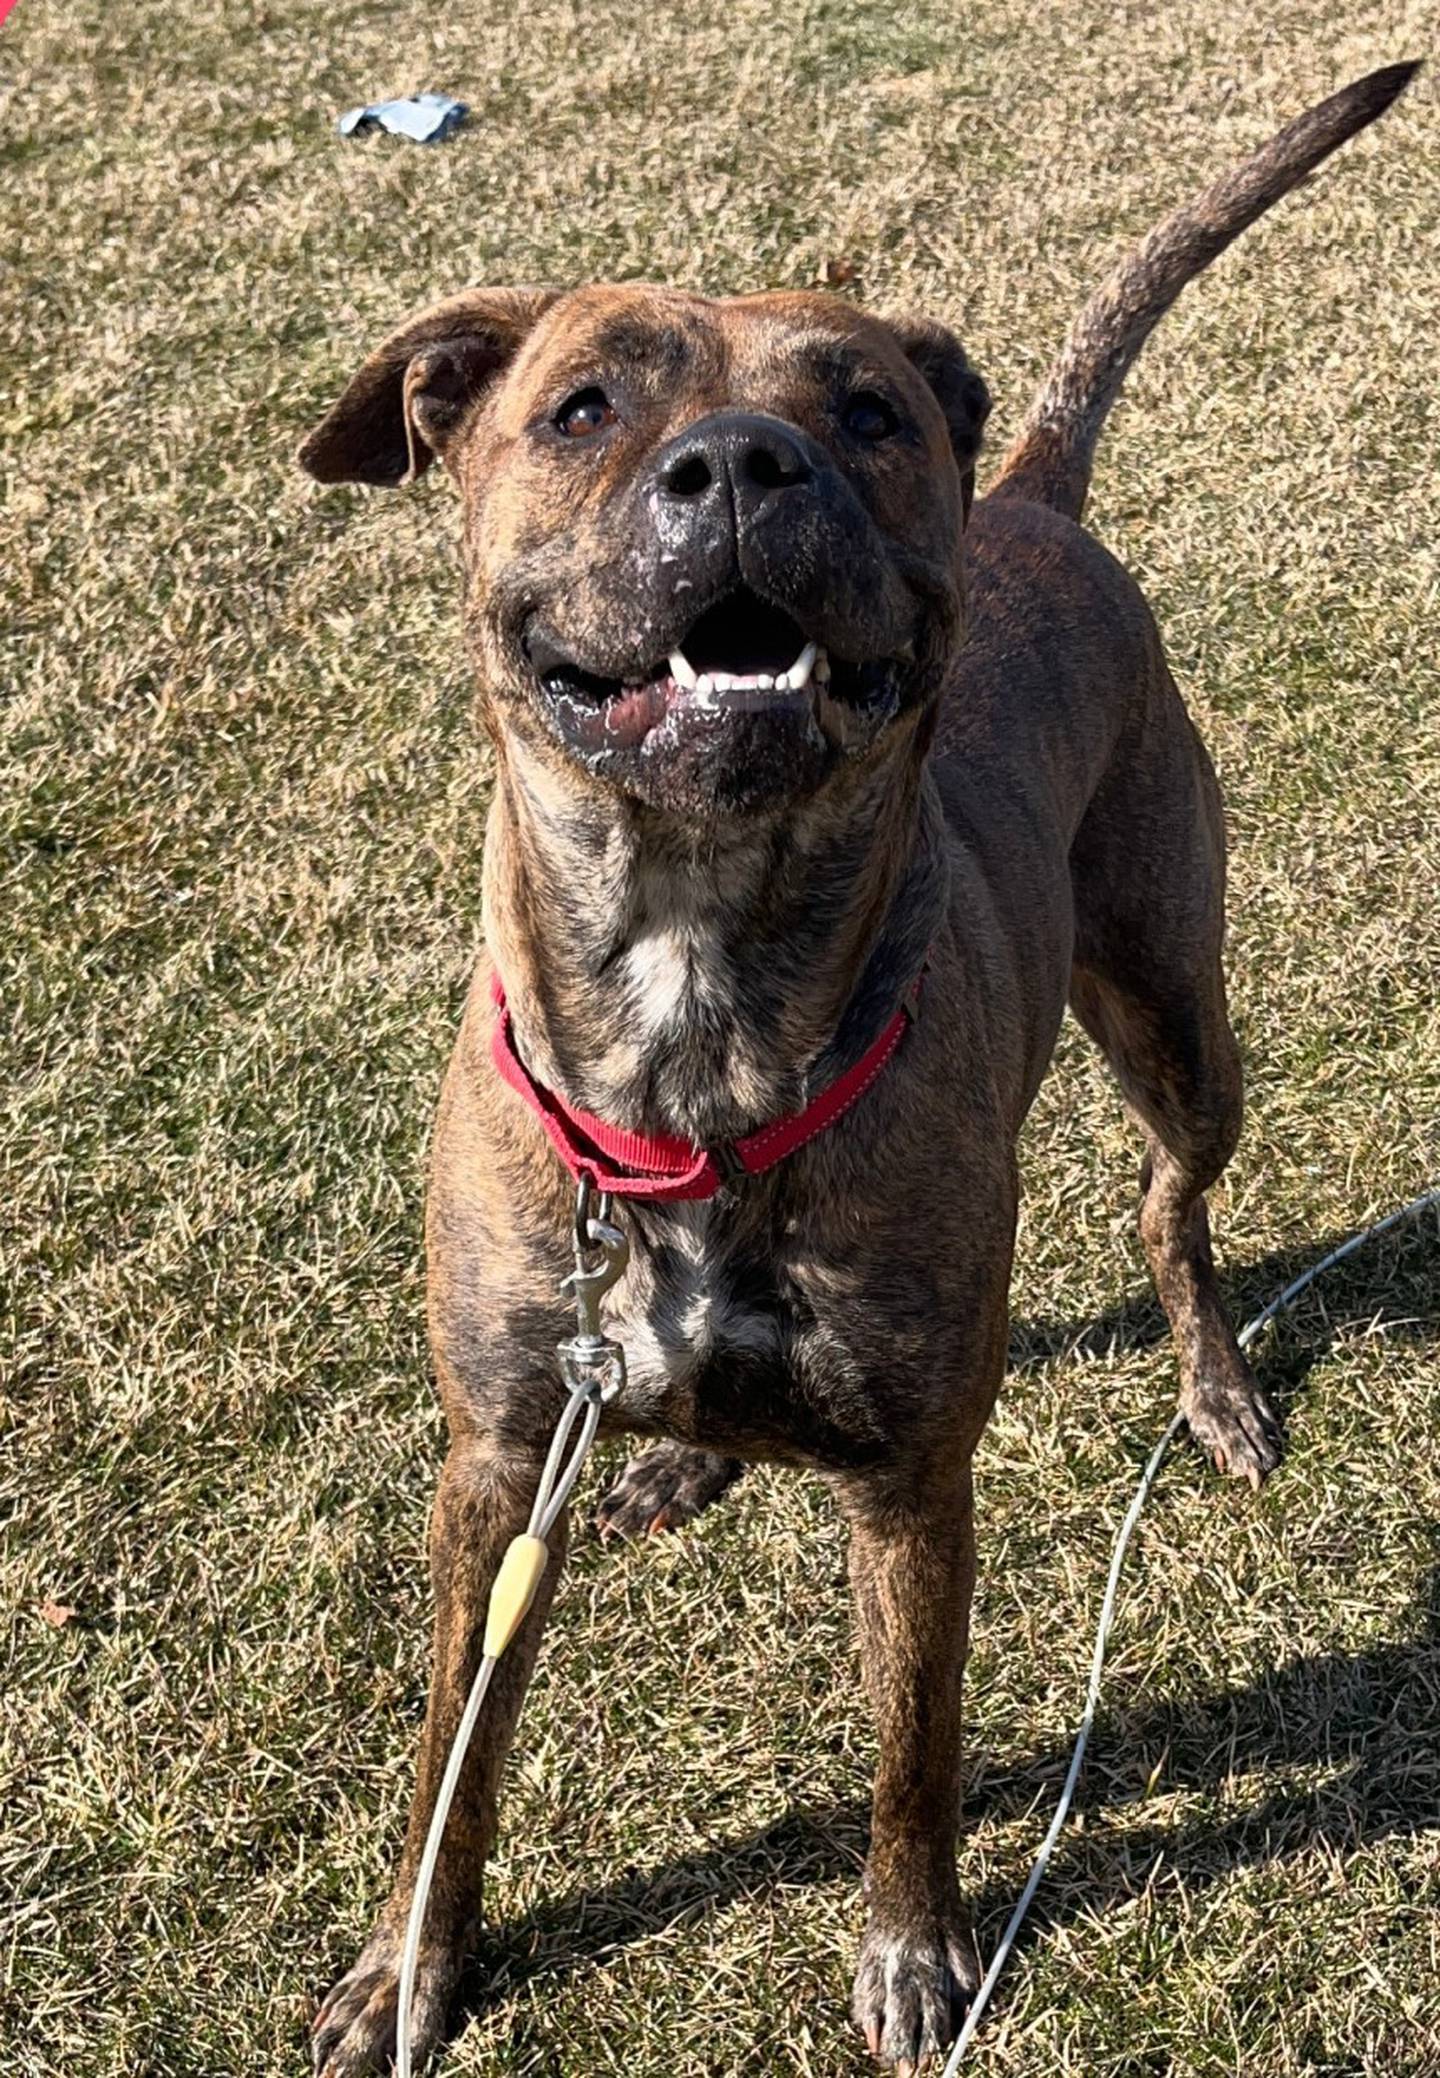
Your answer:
[482,733,947,1144]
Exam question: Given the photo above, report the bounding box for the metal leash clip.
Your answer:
[558,1173,628,1402]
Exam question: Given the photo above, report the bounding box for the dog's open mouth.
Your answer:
[530,587,899,756]
[664,591,826,697]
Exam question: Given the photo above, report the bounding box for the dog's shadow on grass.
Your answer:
[1008,1208,1439,1394]
[455,1218,1438,2032]
[462,1576,1440,2021]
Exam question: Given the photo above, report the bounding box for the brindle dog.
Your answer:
[301,65,1414,2076]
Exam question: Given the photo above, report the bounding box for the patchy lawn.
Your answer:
[2,0,1437,2072]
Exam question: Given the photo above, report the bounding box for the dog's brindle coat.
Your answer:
[301,66,1415,2076]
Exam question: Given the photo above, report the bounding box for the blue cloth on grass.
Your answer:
[337,93,468,144]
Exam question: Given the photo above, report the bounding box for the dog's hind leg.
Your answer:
[312,1433,566,2076]
[1068,687,1282,1486]
[595,1441,745,1538]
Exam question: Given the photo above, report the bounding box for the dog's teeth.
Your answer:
[813,648,830,684]
[781,642,818,692]
[681,664,813,696]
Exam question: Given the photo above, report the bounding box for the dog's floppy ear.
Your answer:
[888,317,991,516]
[297,286,559,487]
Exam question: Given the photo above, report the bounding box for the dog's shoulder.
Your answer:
[964,492,1157,647]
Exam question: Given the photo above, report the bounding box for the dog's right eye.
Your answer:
[555,387,617,438]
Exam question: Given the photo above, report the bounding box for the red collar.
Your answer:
[489,965,923,1204]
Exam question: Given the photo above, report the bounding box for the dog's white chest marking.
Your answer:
[621,926,703,1041]
[608,1201,780,1411]
[617,849,760,1046]
[602,849,785,1408]
[619,901,731,1046]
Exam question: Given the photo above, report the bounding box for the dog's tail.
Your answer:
[990,62,1419,520]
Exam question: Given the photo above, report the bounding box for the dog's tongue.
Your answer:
[600,680,671,746]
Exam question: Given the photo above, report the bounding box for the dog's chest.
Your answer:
[610,1204,776,1395]
[602,1205,878,1467]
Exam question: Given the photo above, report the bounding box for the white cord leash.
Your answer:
[394,1183,1437,2076]
[940,1181,1440,2073]
[939,1406,1183,2070]
[395,1190,629,2078]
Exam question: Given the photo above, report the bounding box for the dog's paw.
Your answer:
[851,1911,980,2070]
[595,1442,743,1538]
[312,1915,459,2076]
[1182,1356,1284,1490]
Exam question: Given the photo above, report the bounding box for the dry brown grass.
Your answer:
[2,0,1438,2072]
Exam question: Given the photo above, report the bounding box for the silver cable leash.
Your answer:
[395,1178,628,2078]
[941,1182,1440,2073]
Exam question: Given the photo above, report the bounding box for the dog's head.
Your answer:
[300,285,988,817]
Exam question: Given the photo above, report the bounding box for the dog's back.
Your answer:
[926,58,1419,1120]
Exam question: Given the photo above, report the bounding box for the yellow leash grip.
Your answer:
[482,1534,550,1659]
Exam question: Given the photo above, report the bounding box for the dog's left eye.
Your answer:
[555,387,617,438]
[841,391,900,441]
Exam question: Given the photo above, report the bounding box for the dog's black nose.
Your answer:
[656,412,814,504]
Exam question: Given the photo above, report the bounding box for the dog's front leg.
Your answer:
[841,1451,982,2073]
[313,1432,565,2076]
